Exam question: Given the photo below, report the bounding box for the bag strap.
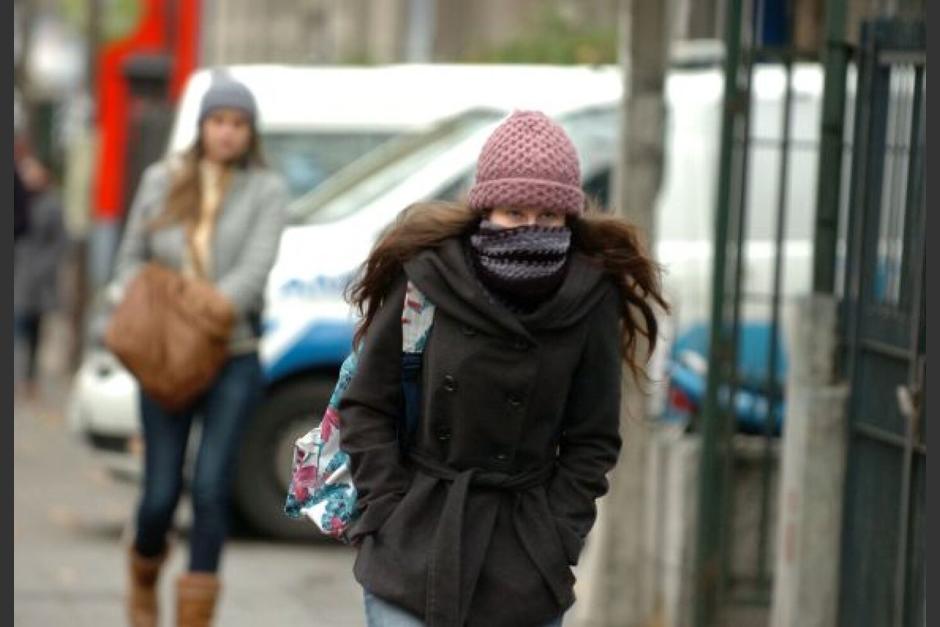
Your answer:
[186,223,206,279]
[398,281,435,451]
[401,280,435,354]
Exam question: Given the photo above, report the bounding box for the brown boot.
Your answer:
[127,546,168,627]
[176,572,221,627]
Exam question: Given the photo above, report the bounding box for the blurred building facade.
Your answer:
[196,0,841,68]
[200,0,622,65]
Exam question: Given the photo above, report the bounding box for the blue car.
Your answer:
[662,321,787,436]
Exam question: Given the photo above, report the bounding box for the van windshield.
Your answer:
[289,110,503,224]
[263,131,398,200]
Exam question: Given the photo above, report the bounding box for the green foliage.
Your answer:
[61,0,142,44]
[462,7,617,65]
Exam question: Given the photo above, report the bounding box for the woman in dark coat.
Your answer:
[340,111,667,627]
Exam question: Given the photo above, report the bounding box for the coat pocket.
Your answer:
[530,489,577,589]
[373,469,424,537]
[549,515,584,566]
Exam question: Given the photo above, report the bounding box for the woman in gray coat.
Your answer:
[340,111,668,627]
[111,76,288,627]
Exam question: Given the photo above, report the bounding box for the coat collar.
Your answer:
[404,236,614,341]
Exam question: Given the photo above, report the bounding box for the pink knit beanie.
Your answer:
[468,110,585,217]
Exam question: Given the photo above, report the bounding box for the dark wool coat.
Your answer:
[339,235,624,627]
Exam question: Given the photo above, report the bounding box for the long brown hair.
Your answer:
[346,201,669,381]
[150,123,265,230]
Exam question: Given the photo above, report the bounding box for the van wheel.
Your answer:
[232,377,335,542]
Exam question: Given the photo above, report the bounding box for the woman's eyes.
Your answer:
[499,210,562,223]
[207,114,247,130]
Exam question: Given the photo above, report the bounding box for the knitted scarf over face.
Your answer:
[468,219,572,313]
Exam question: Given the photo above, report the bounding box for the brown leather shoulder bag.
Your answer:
[105,263,235,413]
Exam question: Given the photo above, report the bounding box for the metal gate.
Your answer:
[694,1,925,625]
[694,0,814,623]
[838,18,926,627]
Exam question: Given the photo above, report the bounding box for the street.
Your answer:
[13,376,364,627]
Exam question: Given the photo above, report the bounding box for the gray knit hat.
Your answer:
[199,74,257,125]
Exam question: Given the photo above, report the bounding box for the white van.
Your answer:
[72,59,825,538]
[263,62,827,443]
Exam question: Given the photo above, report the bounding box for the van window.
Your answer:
[263,132,397,199]
[295,111,502,224]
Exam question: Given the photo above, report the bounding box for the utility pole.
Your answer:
[575,1,670,626]
[616,0,669,243]
[66,0,101,370]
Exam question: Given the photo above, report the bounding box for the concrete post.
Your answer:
[770,294,849,627]
[569,1,671,625]
[656,428,702,627]
[572,383,655,627]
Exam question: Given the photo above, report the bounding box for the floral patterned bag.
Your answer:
[283,282,435,541]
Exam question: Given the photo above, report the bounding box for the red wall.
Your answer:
[93,0,200,221]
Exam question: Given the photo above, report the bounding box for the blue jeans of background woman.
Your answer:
[132,352,263,572]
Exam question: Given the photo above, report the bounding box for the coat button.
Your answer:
[436,428,452,442]
[508,394,523,408]
[443,375,458,392]
[461,324,477,337]
[493,451,511,462]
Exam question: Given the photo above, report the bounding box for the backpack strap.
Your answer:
[327,350,360,410]
[399,281,435,450]
[402,281,435,354]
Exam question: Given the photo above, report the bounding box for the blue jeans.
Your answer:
[363,590,564,627]
[133,352,263,572]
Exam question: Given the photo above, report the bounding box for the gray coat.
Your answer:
[14,190,68,315]
[340,236,624,627]
[111,159,289,350]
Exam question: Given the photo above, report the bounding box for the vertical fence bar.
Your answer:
[840,21,891,623]
[898,65,925,307]
[813,0,849,294]
[836,20,873,625]
[891,195,923,627]
[892,50,925,627]
[840,20,875,383]
[694,0,744,623]
[720,32,755,602]
[757,45,795,587]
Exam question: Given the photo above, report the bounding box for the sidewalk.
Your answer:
[13,354,363,626]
